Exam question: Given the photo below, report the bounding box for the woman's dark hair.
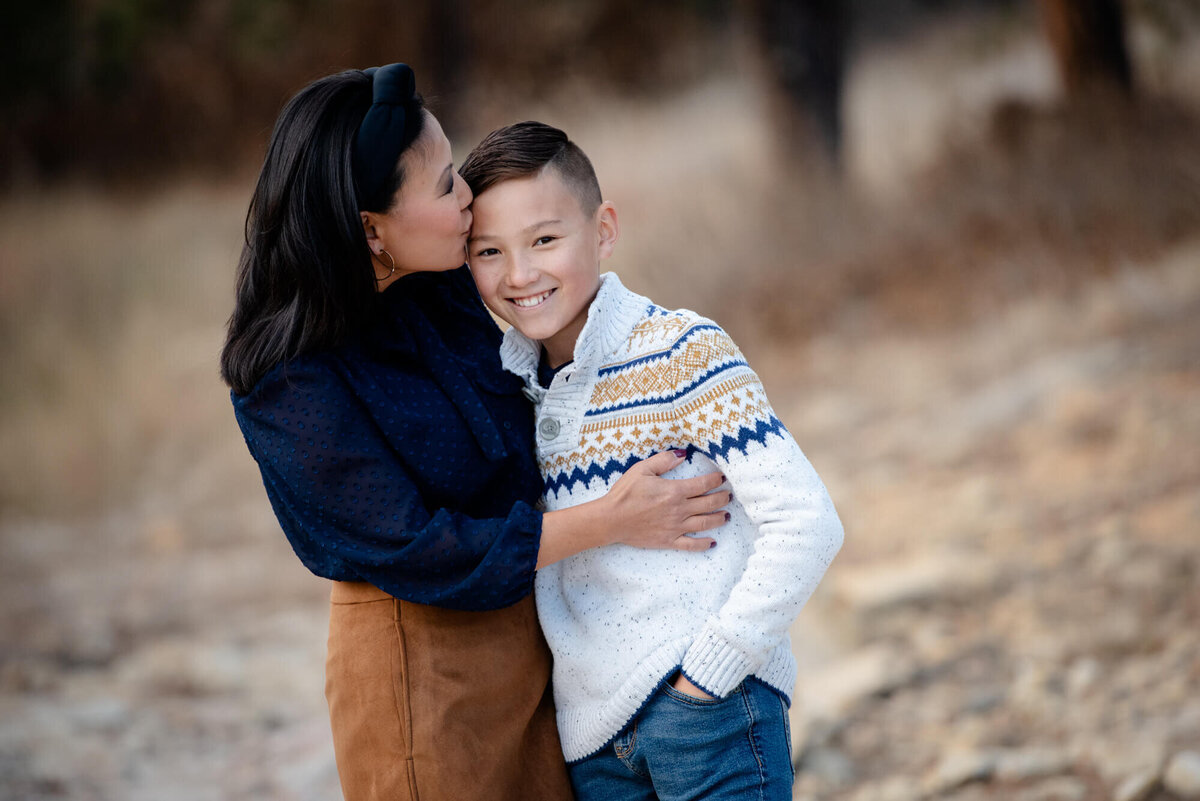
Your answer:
[220,68,425,395]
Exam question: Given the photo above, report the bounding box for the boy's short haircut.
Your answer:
[460,121,602,214]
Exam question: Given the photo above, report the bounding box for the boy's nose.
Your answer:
[507,256,539,287]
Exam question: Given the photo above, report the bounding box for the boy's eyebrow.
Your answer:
[468,219,564,243]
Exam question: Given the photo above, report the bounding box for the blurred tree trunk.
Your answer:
[428,0,469,132]
[754,0,849,168]
[1039,0,1134,99]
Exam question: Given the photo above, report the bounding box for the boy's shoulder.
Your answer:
[609,297,741,370]
[617,300,718,355]
[586,274,748,385]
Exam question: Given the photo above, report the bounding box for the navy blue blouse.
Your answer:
[232,266,545,611]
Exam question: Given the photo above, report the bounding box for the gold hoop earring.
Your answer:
[375,249,396,282]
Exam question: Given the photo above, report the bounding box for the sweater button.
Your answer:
[538,417,561,439]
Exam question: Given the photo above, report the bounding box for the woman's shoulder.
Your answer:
[231,349,348,410]
[439,264,498,323]
[381,264,499,345]
[387,264,485,312]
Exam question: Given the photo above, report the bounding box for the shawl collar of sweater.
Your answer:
[499,271,648,402]
[499,272,650,458]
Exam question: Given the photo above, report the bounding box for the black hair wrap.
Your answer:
[353,63,422,209]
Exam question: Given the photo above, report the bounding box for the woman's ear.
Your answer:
[361,211,381,255]
[596,201,619,261]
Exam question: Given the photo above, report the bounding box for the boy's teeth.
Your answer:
[513,290,552,308]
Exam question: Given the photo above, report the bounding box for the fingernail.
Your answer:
[720,474,727,482]
[673,449,687,458]
[724,512,731,522]
[709,541,717,549]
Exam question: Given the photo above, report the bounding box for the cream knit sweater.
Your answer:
[499,273,844,763]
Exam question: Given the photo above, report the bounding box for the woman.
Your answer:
[220,64,729,801]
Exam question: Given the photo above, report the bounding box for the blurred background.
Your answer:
[1,1,1198,799]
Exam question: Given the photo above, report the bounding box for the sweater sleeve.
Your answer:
[233,360,543,611]
[670,324,844,698]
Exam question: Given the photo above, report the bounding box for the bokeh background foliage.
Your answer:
[1,2,1199,800]
[1,0,733,183]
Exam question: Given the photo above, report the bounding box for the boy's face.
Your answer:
[468,167,617,365]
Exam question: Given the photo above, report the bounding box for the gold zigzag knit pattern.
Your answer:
[590,326,742,408]
[622,312,696,349]
[540,370,774,477]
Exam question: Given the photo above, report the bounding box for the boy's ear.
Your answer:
[596,201,619,261]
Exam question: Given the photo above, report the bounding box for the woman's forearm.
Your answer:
[533,451,730,570]
[536,499,613,569]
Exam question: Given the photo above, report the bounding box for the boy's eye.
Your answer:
[475,247,500,257]
[534,235,557,246]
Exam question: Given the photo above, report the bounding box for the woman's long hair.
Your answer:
[220,70,424,395]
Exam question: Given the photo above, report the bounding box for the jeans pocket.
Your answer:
[661,680,742,708]
[778,691,795,781]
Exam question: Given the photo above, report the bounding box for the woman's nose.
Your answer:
[455,171,473,208]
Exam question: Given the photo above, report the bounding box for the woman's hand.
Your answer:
[601,450,730,552]
[671,671,716,700]
[536,450,730,568]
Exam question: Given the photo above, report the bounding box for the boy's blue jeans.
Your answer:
[567,676,794,801]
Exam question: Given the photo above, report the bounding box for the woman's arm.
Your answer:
[236,362,728,610]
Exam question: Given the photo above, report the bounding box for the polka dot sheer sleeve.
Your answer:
[234,360,543,611]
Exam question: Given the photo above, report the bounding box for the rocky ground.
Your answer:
[775,238,1200,801]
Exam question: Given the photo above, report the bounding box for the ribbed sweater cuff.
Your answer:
[681,625,756,699]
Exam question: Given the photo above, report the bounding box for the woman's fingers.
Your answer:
[684,510,728,533]
[673,533,716,551]
[635,453,727,499]
[609,452,731,552]
[691,490,733,514]
[637,449,690,476]
[673,470,727,498]
[670,489,730,525]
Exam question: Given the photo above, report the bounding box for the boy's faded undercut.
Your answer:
[460,121,602,214]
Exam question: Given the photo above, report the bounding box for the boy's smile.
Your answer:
[468,167,618,367]
[511,288,555,308]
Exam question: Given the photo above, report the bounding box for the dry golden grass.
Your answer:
[0,182,246,514]
[2,49,1199,518]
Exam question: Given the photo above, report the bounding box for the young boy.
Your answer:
[460,122,843,800]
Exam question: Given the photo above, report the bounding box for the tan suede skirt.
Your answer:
[325,581,574,801]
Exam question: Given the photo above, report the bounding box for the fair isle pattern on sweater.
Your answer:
[500,272,844,763]
[541,328,787,493]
